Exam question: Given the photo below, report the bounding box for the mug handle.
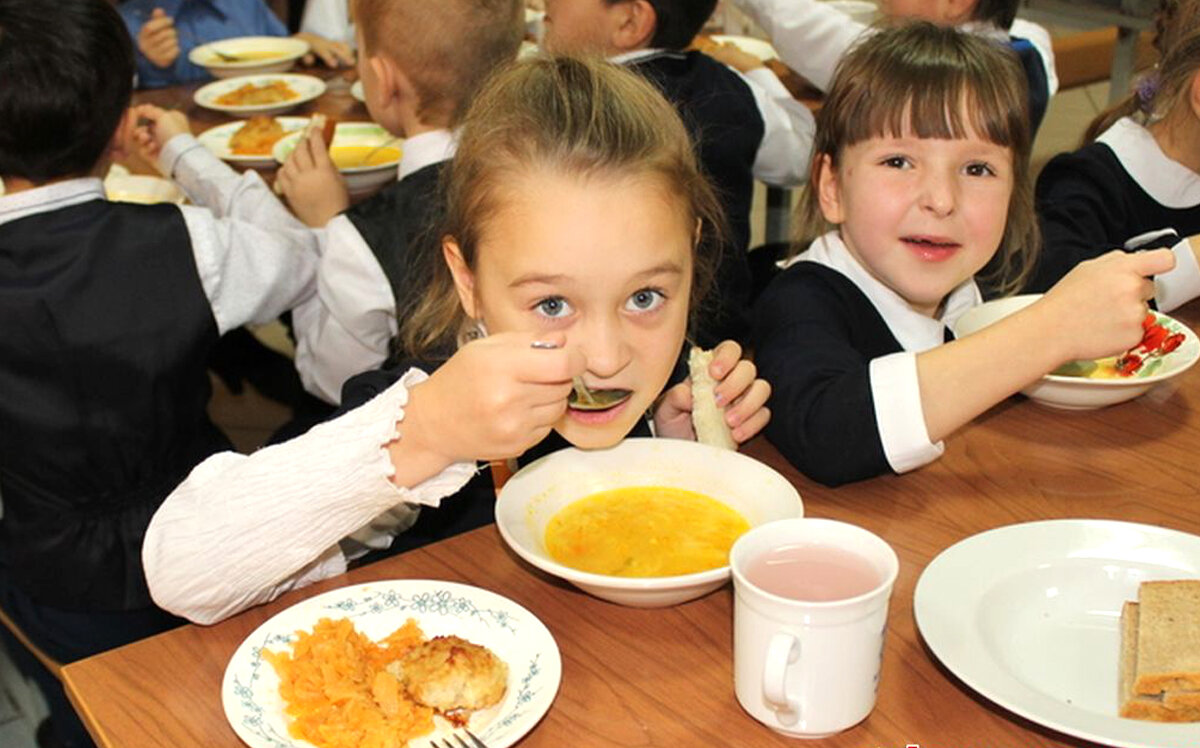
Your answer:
[763,632,801,725]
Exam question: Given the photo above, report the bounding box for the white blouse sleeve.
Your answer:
[142,368,478,625]
[869,352,945,473]
[726,0,865,91]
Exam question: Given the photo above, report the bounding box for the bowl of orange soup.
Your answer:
[495,438,804,607]
[273,122,402,199]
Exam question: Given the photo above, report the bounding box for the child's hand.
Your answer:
[275,129,349,227]
[402,332,586,465]
[130,104,191,164]
[293,33,355,68]
[1038,248,1176,361]
[704,42,765,73]
[138,8,180,69]
[654,340,772,443]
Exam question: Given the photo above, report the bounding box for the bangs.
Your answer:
[822,23,1030,155]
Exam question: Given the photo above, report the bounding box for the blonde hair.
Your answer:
[396,55,726,359]
[1084,0,1200,143]
[351,0,523,125]
[798,21,1039,296]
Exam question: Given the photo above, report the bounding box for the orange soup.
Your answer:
[544,486,749,577]
[331,146,401,169]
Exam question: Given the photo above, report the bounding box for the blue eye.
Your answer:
[535,296,572,318]
[626,288,665,312]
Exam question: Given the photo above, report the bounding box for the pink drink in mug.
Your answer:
[744,544,881,602]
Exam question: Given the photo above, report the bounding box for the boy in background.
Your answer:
[0,0,318,744]
[727,0,1056,133]
[541,0,814,344]
[136,0,526,405]
[119,0,355,87]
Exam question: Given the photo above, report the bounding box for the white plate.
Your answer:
[188,36,309,78]
[914,520,1200,747]
[198,116,309,165]
[222,580,561,748]
[350,79,364,102]
[104,172,185,205]
[194,73,326,117]
[708,34,779,62]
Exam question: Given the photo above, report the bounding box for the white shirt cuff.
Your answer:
[869,352,944,473]
[1155,238,1200,313]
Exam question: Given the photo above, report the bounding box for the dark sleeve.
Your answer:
[751,271,891,486]
[1028,148,1132,292]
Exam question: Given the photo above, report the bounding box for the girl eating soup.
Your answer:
[143,55,771,625]
[753,22,1174,487]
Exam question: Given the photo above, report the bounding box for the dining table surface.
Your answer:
[63,63,1200,748]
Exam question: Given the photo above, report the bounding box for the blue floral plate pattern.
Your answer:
[221,580,561,748]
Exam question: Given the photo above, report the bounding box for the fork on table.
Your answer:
[429,729,488,748]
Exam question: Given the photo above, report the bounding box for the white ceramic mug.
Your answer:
[730,518,899,738]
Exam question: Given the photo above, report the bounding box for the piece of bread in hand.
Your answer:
[688,347,736,450]
[1120,601,1200,721]
[304,113,337,147]
[1133,580,1200,696]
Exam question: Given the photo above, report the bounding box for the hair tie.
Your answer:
[1136,73,1161,113]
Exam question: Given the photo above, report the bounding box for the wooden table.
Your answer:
[60,301,1200,747]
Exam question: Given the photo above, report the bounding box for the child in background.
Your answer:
[541,0,814,344]
[1029,0,1200,311]
[753,23,1171,487]
[300,0,355,48]
[0,0,318,744]
[271,0,524,404]
[728,0,1055,133]
[141,56,773,625]
[118,0,355,88]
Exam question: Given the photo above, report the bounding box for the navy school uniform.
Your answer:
[1029,117,1200,311]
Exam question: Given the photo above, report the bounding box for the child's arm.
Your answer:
[736,65,815,187]
[918,249,1174,443]
[1033,149,1200,311]
[143,332,584,624]
[653,340,771,443]
[136,8,179,70]
[294,32,356,68]
[275,128,350,228]
[725,0,866,92]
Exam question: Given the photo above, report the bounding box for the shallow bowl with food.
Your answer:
[194,73,326,117]
[188,35,309,78]
[104,172,185,205]
[495,438,804,608]
[273,121,402,198]
[950,294,1200,410]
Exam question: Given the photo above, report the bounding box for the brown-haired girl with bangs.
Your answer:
[141,55,771,625]
[752,23,1172,487]
[1029,0,1200,310]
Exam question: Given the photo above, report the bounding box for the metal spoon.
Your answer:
[356,137,402,167]
[529,340,632,410]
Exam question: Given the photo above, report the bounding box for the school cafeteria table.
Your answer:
[59,300,1200,747]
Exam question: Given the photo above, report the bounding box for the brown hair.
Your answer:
[351,0,523,125]
[798,21,1039,296]
[396,55,726,359]
[1083,0,1200,143]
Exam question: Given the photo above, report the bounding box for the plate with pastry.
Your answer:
[194,73,326,117]
[198,116,310,166]
[222,580,561,748]
[915,519,1200,747]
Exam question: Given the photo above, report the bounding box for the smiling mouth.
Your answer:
[567,389,633,411]
[903,236,960,249]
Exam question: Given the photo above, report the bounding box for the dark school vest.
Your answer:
[0,199,226,611]
[344,162,447,311]
[629,50,765,346]
[1010,36,1050,136]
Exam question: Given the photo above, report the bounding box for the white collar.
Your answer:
[783,231,981,352]
[398,129,457,182]
[0,177,106,227]
[609,48,679,65]
[1097,117,1200,209]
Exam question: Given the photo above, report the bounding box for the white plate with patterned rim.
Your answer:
[194,73,326,117]
[198,116,310,166]
[914,520,1200,748]
[222,579,561,748]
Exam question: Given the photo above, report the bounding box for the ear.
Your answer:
[611,0,656,51]
[1188,68,1200,122]
[443,237,480,320]
[815,153,846,224]
[367,54,417,132]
